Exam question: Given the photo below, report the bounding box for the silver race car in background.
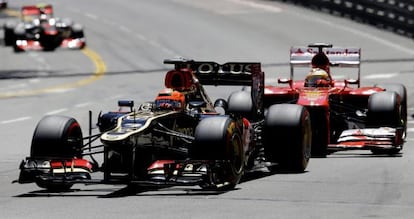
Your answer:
[3,3,85,52]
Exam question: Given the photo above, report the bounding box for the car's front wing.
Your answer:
[15,158,232,189]
[14,38,85,51]
[328,127,404,151]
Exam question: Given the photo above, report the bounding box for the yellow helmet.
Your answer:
[305,68,331,87]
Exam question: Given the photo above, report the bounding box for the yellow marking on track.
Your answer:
[0,47,107,98]
[3,9,21,17]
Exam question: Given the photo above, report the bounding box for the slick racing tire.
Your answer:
[367,91,402,155]
[227,90,254,120]
[264,104,311,172]
[31,115,83,159]
[31,116,83,191]
[192,116,244,190]
[3,26,15,46]
[375,83,407,138]
[71,23,85,38]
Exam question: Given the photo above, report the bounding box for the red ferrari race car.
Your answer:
[16,59,311,192]
[264,43,407,157]
[3,4,85,52]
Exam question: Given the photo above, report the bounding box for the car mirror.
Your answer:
[118,100,134,112]
[278,78,291,84]
[345,79,359,85]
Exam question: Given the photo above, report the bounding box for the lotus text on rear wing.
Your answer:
[185,63,253,74]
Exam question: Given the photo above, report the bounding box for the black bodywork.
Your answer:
[16,59,311,191]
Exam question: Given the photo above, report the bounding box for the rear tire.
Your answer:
[264,104,311,172]
[191,116,244,189]
[227,90,253,120]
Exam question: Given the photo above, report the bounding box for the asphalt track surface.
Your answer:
[0,0,413,218]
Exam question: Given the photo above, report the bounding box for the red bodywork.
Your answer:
[21,5,53,17]
[264,44,404,156]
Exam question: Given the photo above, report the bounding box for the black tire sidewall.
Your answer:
[264,104,311,172]
[31,115,83,159]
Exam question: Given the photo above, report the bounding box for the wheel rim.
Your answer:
[303,116,312,164]
[230,133,244,175]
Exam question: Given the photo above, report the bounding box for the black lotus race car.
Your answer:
[16,59,311,192]
[3,4,85,52]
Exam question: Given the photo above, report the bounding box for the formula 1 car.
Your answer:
[264,43,406,157]
[3,4,85,52]
[16,59,311,192]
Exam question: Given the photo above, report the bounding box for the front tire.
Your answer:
[31,115,83,159]
[375,83,407,138]
[191,116,244,189]
[367,91,402,155]
[264,104,311,172]
[31,115,84,191]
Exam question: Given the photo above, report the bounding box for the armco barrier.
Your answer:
[274,0,413,38]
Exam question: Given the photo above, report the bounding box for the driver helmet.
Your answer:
[39,8,48,21]
[154,88,185,111]
[305,68,331,87]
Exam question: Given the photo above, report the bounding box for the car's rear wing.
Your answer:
[164,58,265,119]
[289,45,361,87]
[290,46,361,67]
[164,59,263,86]
[22,4,53,15]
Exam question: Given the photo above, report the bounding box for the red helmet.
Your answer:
[154,88,185,111]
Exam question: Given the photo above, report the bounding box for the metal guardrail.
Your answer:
[274,0,414,38]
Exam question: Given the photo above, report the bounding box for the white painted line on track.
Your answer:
[1,117,31,124]
[46,108,68,115]
[0,83,28,92]
[134,33,147,41]
[226,0,282,13]
[408,128,414,133]
[75,102,94,108]
[119,25,132,33]
[364,73,399,79]
[85,13,98,20]
[68,7,81,14]
[109,94,126,100]
[29,79,40,83]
